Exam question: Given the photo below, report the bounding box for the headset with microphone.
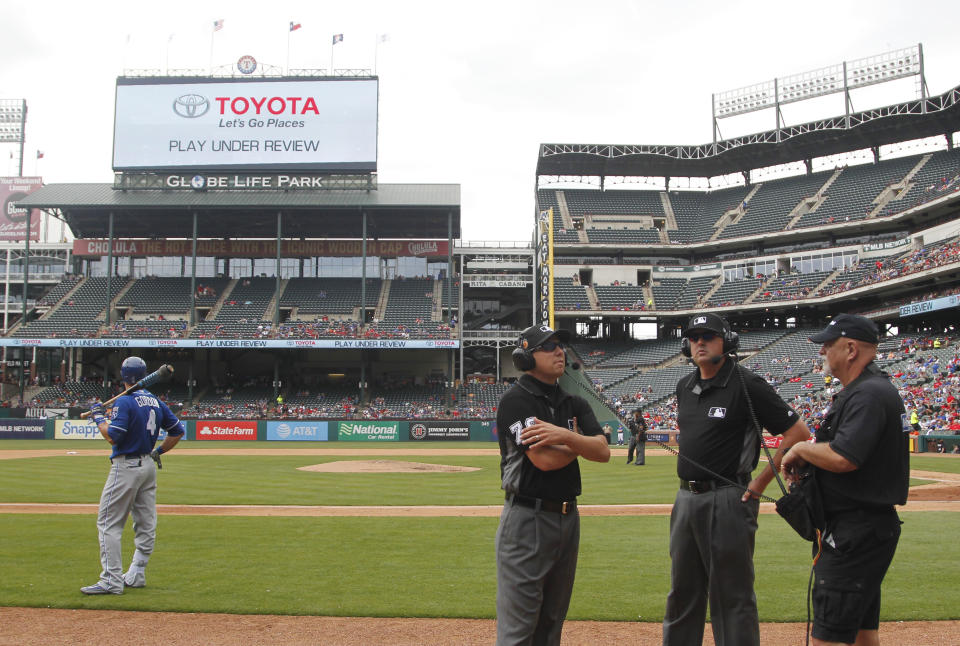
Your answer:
[680,318,739,361]
[511,326,579,372]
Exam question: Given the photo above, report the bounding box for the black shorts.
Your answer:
[812,509,901,644]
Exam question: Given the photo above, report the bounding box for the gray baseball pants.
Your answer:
[495,500,580,646]
[94,454,157,592]
[662,485,761,646]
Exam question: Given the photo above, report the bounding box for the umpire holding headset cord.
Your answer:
[495,324,610,646]
[782,314,908,646]
[663,313,810,646]
[81,356,185,595]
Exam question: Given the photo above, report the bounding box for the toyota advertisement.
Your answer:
[113,77,378,171]
[1,176,42,241]
[196,420,258,440]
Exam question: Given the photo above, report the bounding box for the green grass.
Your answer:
[1,513,957,621]
[2,443,959,620]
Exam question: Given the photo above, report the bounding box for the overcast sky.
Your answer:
[2,0,959,243]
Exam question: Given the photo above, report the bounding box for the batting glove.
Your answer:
[89,402,107,426]
[150,448,163,469]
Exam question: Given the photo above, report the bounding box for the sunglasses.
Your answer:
[687,331,719,343]
[535,340,565,352]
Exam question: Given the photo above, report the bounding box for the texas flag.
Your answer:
[289,21,301,32]
[332,33,343,45]
[36,151,44,159]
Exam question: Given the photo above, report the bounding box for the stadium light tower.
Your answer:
[0,99,27,176]
[712,45,927,145]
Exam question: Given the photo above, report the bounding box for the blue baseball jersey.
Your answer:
[107,388,185,459]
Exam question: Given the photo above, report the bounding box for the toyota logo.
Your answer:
[173,94,210,118]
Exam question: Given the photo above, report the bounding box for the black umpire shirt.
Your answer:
[497,373,602,502]
[815,361,909,515]
[676,358,800,481]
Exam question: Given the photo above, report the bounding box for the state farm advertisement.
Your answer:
[1,176,42,241]
[113,78,378,171]
[196,420,258,440]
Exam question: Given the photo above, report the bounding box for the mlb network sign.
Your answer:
[196,420,258,440]
[55,419,102,439]
[266,421,328,441]
[113,77,378,172]
[337,421,398,442]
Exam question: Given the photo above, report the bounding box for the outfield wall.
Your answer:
[0,417,497,442]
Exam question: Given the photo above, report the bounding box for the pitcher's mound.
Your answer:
[299,460,481,473]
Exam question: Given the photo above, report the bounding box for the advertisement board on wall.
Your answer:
[1,176,42,241]
[266,421,328,441]
[113,77,378,171]
[0,419,45,439]
[195,420,257,440]
[55,419,103,439]
[408,422,470,441]
[337,421,398,442]
[73,238,448,259]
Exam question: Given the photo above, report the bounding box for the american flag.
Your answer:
[332,33,343,45]
[213,19,224,32]
[289,22,302,32]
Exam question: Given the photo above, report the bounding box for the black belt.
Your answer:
[680,474,749,494]
[506,493,576,515]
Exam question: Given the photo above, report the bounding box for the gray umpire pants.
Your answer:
[495,499,580,646]
[95,454,157,592]
[662,485,760,646]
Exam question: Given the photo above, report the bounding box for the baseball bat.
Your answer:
[81,364,175,418]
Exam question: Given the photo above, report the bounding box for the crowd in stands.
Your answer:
[821,238,960,297]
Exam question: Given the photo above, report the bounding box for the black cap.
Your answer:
[518,324,571,351]
[682,313,728,338]
[809,314,879,345]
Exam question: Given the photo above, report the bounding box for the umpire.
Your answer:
[782,314,908,645]
[81,357,184,595]
[663,313,810,646]
[495,324,610,646]
[626,408,647,465]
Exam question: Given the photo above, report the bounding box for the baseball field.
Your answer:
[1,440,959,645]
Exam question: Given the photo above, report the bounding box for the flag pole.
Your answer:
[287,30,291,73]
[209,28,214,73]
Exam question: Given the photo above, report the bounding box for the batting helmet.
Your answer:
[120,356,148,384]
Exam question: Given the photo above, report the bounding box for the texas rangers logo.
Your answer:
[237,55,257,74]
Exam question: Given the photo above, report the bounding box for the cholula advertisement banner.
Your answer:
[337,421,399,441]
[1,176,42,241]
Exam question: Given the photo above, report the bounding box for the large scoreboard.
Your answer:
[113,77,378,172]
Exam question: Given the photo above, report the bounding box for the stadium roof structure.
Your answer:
[16,183,461,240]
[537,84,960,179]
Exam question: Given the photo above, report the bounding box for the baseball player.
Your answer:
[495,324,610,645]
[81,356,185,595]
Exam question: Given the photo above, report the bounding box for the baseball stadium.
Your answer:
[2,43,960,645]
